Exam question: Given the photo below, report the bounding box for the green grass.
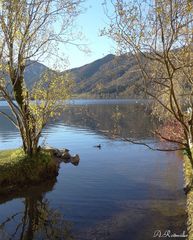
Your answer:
[0,148,59,192]
[0,149,25,166]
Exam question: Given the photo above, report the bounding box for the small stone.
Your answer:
[70,154,80,166]
[61,151,71,160]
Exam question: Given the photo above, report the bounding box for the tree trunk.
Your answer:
[10,66,40,157]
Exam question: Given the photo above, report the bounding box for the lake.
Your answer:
[0,99,186,240]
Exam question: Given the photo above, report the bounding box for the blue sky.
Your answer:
[63,0,116,69]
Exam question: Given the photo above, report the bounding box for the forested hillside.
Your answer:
[25,54,145,98]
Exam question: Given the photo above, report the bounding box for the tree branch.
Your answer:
[122,138,185,152]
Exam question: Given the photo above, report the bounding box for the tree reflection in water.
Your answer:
[0,180,74,240]
[60,102,155,140]
[0,101,155,143]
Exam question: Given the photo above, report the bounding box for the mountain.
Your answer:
[24,61,49,88]
[24,54,144,98]
[68,53,144,98]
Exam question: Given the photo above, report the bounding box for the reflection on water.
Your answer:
[0,180,74,240]
[0,99,186,239]
[0,100,155,149]
[60,102,154,139]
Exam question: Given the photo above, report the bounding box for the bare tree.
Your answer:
[0,0,85,156]
[103,0,193,163]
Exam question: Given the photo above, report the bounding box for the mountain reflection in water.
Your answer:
[0,100,154,146]
[60,102,155,139]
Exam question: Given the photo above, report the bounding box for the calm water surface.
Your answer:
[0,100,186,240]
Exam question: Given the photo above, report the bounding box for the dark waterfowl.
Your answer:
[94,144,101,149]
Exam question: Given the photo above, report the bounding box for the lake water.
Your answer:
[0,99,186,240]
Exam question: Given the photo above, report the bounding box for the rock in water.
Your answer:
[43,147,80,166]
[70,154,80,166]
[61,149,71,160]
[54,149,63,158]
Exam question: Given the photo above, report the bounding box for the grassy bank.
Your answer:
[0,149,59,194]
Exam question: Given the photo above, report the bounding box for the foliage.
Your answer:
[157,119,185,143]
[0,0,84,156]
[31,70,73,119]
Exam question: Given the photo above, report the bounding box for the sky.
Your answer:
[61,0,116,70]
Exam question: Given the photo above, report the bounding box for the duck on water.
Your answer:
[94,144,101,149]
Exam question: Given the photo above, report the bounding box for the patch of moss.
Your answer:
[0,149,59,193]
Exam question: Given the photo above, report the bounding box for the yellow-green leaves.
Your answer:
[29,71,73,135]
